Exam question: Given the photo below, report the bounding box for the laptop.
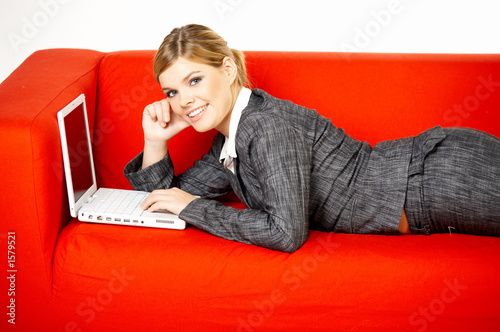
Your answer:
[57,94,186,230]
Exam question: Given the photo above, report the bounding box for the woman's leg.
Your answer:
[422,127,500,236]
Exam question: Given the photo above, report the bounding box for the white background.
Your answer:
[1,0,499,83]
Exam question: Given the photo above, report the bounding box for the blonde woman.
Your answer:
[124,24,500,253]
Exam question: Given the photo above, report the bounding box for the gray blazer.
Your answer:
[124,89,446,253]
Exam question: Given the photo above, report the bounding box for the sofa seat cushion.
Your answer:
[53,218,500,331]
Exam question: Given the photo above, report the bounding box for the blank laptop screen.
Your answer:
[63,103,94,202]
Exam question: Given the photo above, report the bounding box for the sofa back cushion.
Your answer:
[94,51,500,190]
[244,52,500,141]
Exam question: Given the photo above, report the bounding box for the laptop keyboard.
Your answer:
[92,189,147,216]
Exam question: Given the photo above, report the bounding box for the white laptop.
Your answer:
[57,94,186,230]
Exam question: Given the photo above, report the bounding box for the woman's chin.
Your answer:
[191,122,214,133]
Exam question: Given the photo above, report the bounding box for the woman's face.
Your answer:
[158,56,238,136]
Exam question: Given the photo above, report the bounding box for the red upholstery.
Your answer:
[1,49,499,331]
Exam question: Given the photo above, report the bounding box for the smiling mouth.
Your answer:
[188,104,208,118]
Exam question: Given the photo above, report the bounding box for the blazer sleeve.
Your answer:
[123,133,232,198]
[179,116,311,253]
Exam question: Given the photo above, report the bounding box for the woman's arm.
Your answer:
[124,138,234,216]
[179,117,311,253]
[125,133,232,195]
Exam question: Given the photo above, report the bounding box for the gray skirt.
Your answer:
[405,127,500,236]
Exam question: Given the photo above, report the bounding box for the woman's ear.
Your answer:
[221,56,238,85]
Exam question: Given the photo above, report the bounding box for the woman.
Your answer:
[124,24,500,253]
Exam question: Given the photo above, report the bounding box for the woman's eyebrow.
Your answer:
[162,71,202,92]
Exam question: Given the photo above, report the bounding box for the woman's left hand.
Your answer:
[140,188,196,215]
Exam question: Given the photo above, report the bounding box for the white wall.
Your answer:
[2,0,500,83]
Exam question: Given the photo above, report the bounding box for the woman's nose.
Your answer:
[180,91,195,107]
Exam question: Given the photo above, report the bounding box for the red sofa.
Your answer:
[1,49,499,332]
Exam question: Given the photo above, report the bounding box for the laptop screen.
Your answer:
[58,94,97,217]
[63,102,94,202]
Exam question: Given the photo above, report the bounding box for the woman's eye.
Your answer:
[166,90,177,98]
[189,77,202,86]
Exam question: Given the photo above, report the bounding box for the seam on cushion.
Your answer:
[29,58,103,298]
[52,220,82,295]
[51,220,83,331]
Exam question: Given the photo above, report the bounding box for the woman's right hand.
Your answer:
[141,99,190,169]
[142,99,190,143]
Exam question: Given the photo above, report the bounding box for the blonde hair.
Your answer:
[154,24,248,89]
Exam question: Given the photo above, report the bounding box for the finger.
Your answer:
[146,201,168,213]
[153,102,167,127]
[140,190,168,210]
[160,99,170,124]
[144,103,158,122]
[140,192,156,210]
[140,191,154,210]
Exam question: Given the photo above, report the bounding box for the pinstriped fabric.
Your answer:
[124,89,447,252]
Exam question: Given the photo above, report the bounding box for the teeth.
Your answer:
[188,105,207,118]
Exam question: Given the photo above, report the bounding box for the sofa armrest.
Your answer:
[0,49,104,330]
